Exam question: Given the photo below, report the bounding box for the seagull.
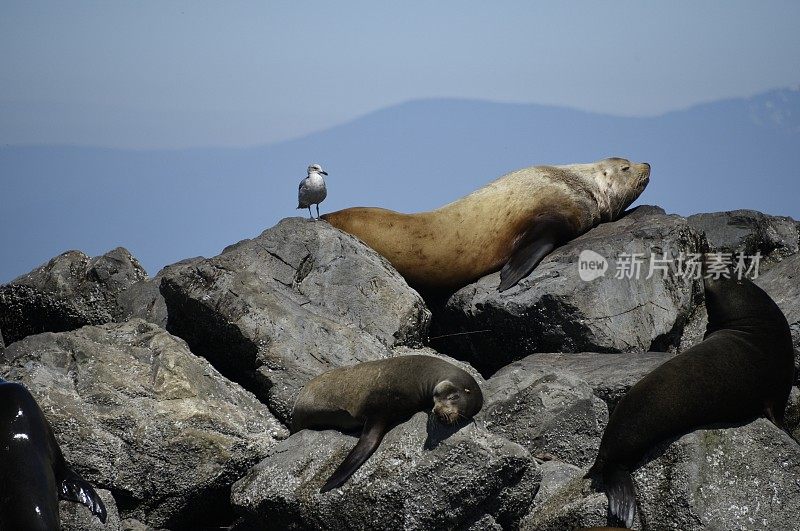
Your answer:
[298,163,328,220]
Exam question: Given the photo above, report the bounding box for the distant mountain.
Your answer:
[2,87,799,282]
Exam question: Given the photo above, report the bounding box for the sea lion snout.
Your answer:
[432,402,461,425]
[432,379,484,425]
[637,163,651,187]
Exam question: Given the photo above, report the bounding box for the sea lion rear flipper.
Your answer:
[499,215,572,291]
[320,418,388,493]
[59,467,108,523]
[603,465,636,529]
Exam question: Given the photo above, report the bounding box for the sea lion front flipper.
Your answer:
[58,467,108,523]
[320,418,388,493]
[499,215,573,291]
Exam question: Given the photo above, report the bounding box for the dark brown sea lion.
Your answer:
[323,158,650,292]
[587,272,795,528]
[292,355,484,492]
[0,378,107,529]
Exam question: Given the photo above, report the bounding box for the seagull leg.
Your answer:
[307,206,313,220]
[316,204,321,220]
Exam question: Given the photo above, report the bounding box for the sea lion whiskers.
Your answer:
[432,405,466,425]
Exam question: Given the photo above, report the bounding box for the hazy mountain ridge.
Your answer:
[2,86,798,282]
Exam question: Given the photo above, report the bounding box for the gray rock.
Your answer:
[0,248,147,345]
[520,474,608,531]
[464,514,503,530]
[634,419,800,530]
[433,206,704,374]
[117,257,205,329]
[758,256,800,388]
[755,252,800,326]
[794,323,800,349]
[160,217,431,422]
[117,278,168,328]
[676,302,709,351]
[119,519,167,531]
[532,461,582,506]
[523,419,800,531]
[482,369,608,467]
[687,209,800,265]
[0,320,288,529]
[488,351,673,410]
[61,488,121,531]
[0,327,4,351]
[786,387,800,441]
[231,411,539,530]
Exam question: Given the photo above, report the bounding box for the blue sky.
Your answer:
[1,2,799,283]
[2,1,799,148]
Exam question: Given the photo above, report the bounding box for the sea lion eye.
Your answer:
[447,394,458,401]
[464,388,471,394]
[603,171,608,176]
[622,165,630,171]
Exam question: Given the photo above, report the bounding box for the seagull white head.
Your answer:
[307,163,328,176]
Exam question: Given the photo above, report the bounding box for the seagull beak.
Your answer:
[320,171,328,175]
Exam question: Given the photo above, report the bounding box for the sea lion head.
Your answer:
[704,268,790,335]
[431,378,484,425]
[590,157,650,219]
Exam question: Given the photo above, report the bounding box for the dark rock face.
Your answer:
[117,257,206,330]
[433,206,704,375]
[0,248,147,345]
[160,217,431,422]
[231,411,539,530]
[0,320,287,529]
[687,209,800,266]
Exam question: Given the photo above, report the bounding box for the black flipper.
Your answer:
[59,467,108,523]
[498,215,575,292]
[320,418,387,493]
[603,464,636,529]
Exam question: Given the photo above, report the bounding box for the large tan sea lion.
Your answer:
[323,157,650,292]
